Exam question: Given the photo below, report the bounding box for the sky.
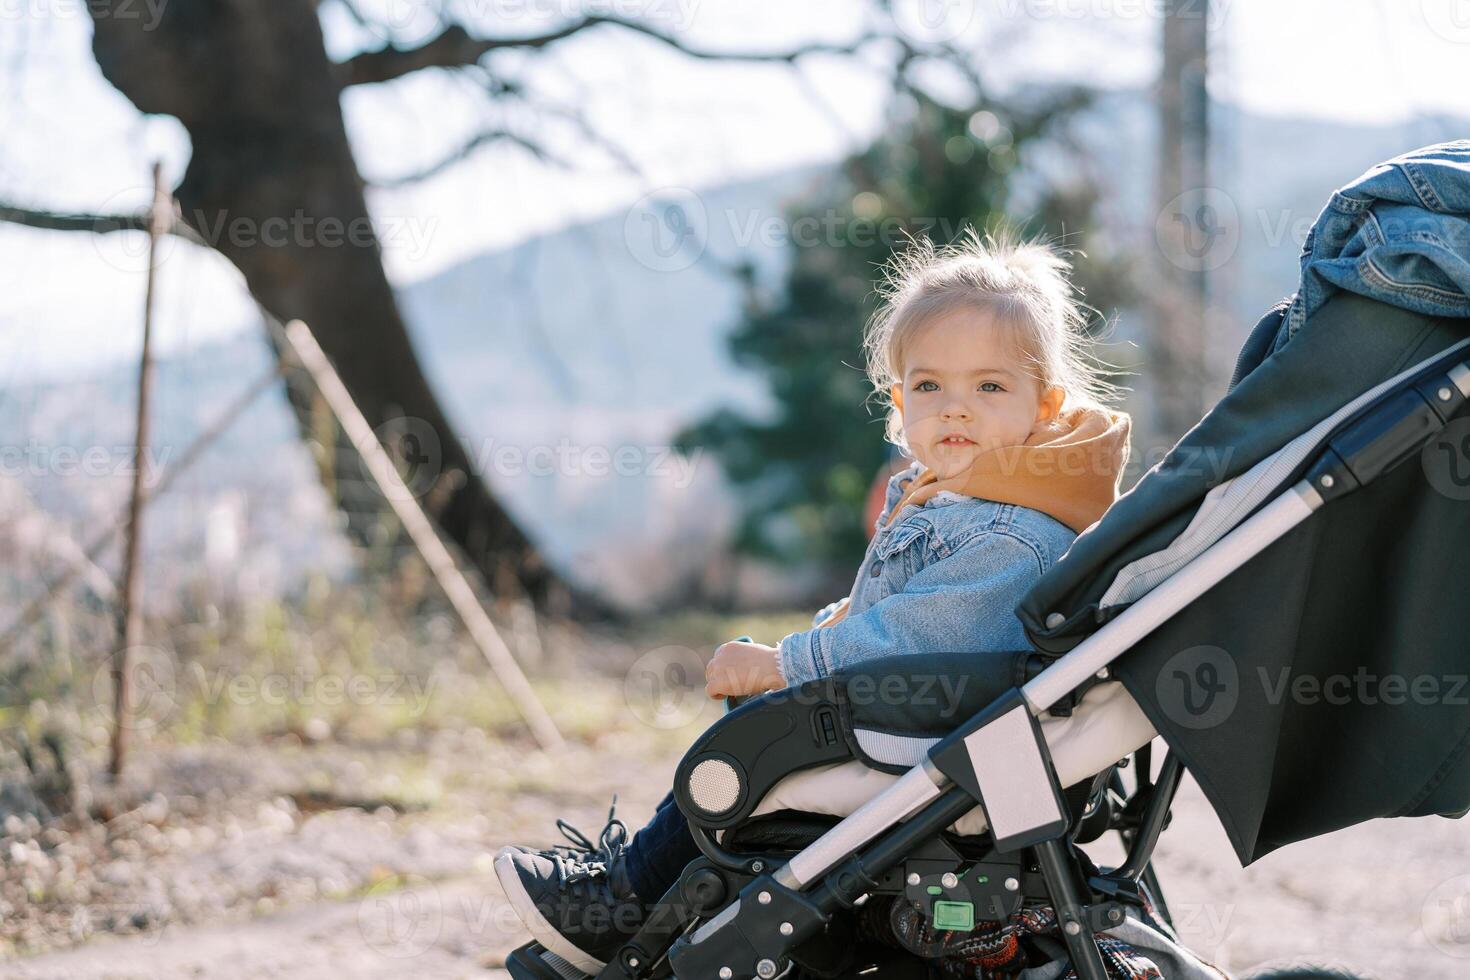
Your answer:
[1,0,1468,383]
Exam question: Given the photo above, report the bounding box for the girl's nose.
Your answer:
[941,402,972,420]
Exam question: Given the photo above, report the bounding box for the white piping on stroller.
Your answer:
[1098,334,1470,610]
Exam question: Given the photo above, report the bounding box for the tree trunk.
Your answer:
[88,0,606,617]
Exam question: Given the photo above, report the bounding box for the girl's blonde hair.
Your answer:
[863,227,1115,451]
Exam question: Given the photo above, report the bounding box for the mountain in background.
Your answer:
[2,100,1463,615]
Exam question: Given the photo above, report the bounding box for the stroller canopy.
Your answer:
[1018,141,1470,864]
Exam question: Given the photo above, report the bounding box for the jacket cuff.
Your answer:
[777,628,828,687]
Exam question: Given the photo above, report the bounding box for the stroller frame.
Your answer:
[508,343,1470,980]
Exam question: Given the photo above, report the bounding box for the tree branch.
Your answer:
[371,128,573,188]
[341,16,881,87]
[0,203,148,235]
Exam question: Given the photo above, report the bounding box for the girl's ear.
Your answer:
[890,382,904,413]
[1035,386,1065,425]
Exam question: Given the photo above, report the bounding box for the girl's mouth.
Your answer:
[939,435,975,447]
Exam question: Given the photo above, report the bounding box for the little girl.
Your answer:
[496,230,1131,974]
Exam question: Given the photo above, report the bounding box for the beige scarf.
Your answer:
[818,406,1131,629]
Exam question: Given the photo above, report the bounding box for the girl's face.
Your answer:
[890,307,1064,480]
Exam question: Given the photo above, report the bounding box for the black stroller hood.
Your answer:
[1018,291,1470,865]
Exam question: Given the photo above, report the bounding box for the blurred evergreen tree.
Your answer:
[676,87,1132,588]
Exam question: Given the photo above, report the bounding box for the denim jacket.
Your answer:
[1234,140,1470,386]
[777,460,1078,687]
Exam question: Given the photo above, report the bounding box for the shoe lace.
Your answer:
[557,796,630,884]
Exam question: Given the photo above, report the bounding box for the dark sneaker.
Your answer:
[505,797,630,863]
[495,808,644,973]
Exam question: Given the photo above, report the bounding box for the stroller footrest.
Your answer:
[506,942,594,980]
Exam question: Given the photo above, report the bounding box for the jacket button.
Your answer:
[870,561,883,577]
[1045,612,1065,629]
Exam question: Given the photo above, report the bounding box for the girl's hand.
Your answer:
[705,640,785,699]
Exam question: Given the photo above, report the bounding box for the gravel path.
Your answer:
[10,757,1468,979]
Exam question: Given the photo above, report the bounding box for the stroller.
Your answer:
[506,147,1470,979]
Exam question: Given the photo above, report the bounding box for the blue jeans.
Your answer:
[622,791,702,903]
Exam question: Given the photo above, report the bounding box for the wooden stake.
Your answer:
[278,318,564,751]
[111,161,170,776]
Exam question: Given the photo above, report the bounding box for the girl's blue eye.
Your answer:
[914,380,939,392]
[979,381,1005,393]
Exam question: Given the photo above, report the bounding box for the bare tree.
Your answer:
[3,2,960,613]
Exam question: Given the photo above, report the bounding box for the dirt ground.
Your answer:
[3,614,1467,980]
[8,729,1469,980]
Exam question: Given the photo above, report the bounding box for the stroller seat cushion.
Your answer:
[728,681,1156,839]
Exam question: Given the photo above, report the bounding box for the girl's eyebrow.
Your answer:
[908,366,1019,379]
